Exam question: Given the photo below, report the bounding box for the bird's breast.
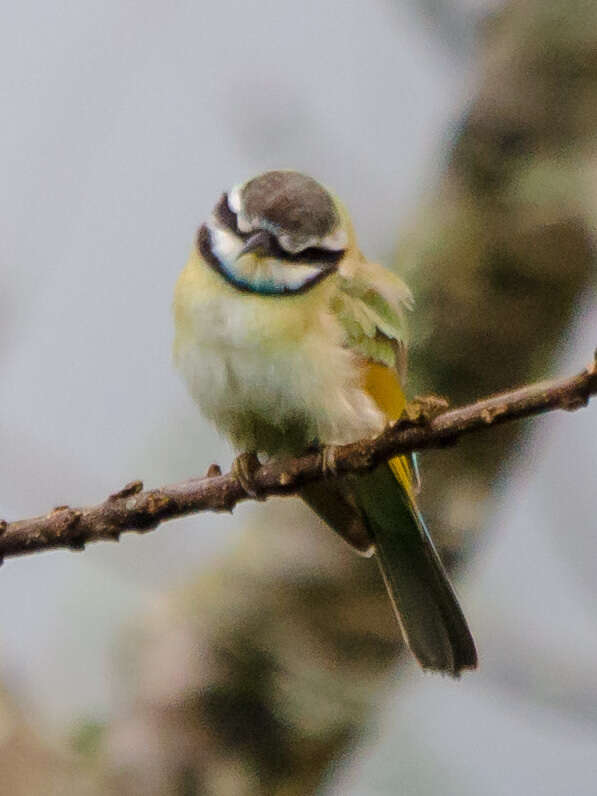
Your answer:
[173,257,385,453]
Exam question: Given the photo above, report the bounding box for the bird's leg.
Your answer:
[404,394,449,425]
[231,451,263,498]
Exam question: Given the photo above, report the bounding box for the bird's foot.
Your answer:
[404,394,449,425]
[232,451,263,499]
[321,445,340,477]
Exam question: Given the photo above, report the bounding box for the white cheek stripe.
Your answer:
[210,218,244,262]
[227,186,242,214]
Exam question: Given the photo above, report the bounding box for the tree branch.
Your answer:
[2,353,595,562]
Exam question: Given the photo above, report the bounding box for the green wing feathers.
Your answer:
[332,260,411,374]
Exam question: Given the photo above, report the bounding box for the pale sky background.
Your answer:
[1,1,596,794]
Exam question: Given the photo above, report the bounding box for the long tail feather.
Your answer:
[352,463,477,676]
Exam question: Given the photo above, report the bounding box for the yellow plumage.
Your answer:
[174,246,389,455]
[363,361,417,501]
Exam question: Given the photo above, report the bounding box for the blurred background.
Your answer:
[1,0,597,793]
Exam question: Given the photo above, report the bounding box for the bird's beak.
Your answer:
[236,229,274,259]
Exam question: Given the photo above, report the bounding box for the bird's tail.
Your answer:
[352,461,478,676]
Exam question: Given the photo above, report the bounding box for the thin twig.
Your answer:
[1,353,595,562]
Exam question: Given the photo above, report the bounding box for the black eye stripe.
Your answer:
[198,223,221,271]
[197,223,339,296]
[271,239,345,266]
[214,193,241,234]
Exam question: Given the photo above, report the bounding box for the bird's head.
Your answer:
[198,170,352,295]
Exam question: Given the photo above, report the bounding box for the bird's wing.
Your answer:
[299,261,413,558]
[332,258,412,381]
[332,258,415,487]
[326,260,477,675]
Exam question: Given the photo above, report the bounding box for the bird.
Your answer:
[173,170,477,675]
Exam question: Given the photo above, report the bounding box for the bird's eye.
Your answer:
[271,237,345,265]
[284,245,346,265]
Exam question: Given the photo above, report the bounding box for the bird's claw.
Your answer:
[321,445,340,477]
[232,452,263,499]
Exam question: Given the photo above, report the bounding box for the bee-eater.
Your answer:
[173,170,477,675]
